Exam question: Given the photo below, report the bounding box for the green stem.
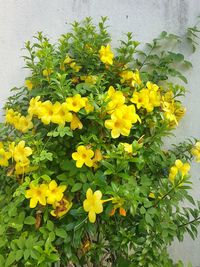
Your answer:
[178,216,200,228]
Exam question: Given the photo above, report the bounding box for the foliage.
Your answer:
[0,17,200,267]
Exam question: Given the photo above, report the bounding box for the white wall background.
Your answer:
[0,0,200,265]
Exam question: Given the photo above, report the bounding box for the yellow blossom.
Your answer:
[70,114,83,130]
[191,142,200,162]
[46,180,67,204]
[25,182,48,208]
[83,188,103,223]
[106,86,125,113]
[92,149,103,169]
[12,140,32,163]
[146,81,159,92]
[16,116,33,133]
[14,158,31,175]
[105,104,140,138]
[121,143,132,154]
[80,75,97,85]
[119,69,142,86]
[51,102,73,125]
[25,80,33,90]
[43,68,53,77]
[82,97,94,114]
[99,44,114,65]
[64,55,74,64]
[72,145,94,168]
[65,94,86,112]
[0,148,11,167]
[38,100,55,125]
[169,159,190,184]
[28,96,42,118]
[50,198,72,218]
[69,62,82,72]
[131,89,149,110]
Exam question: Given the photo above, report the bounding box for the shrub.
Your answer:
[0,17,200,267]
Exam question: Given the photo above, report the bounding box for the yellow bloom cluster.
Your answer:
[5,109,33,133]
[131,81,161,112]
[63,55,82,72]
[28,94,93,128]
[191,141,200,162]
[25,180,71,218]
[120,69,142,87]
[25,79,33,90]
[9,140,33,175]
[99,44,114,65]
[169,159,190,184]
[80,75,97,85]
[72,145,102,168]
[0,142,11,167]
[161,91,186,126]
[105,86,125,114]
[105,104,141,138]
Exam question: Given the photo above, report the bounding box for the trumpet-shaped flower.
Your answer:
[121,143,133,154]
[16,116,33,133]
[106,86,125,113]
[169,159,190,183]
[51,198,72,218]
[15,158,31,175]
[191,142,200,162]
[105,104,140,138]
[65,94,86,112]
[83,188,103,223]
[72,145,94,168]
[28,96,42,118]
[46,180,67,204]
[120,70,142,86]
[12,141,32,163]
[25,183,48,208]
[43,69,53,77]
[25,80,33,90]
[0,148,11,166]
[70,114,83,130]
[99,44,114,65]
[131,89,149,109]
[51,102,73,125]
[38,100,55,125]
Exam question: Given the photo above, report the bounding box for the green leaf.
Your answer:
[24,216,36,225]
[5,251,16,266]
[55,228,67,238]
[145,213,154,227]
[71,183,82,192]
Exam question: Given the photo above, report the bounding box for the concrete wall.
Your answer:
[0,0,200,265]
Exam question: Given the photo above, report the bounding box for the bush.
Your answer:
[0,17,200,267]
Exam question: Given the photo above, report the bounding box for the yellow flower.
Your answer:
[64,55,74,64]
[191,142,200,162]
[83,188,103,223]
[105,105,140,139]
[106,86,125,113]
[51,102,73,125]
[0,148,11,167]
[69,62,82,72]
[121,143,132,154]
[146,81,159,92]
[38,100,54,125]
[46,180,67,204]
[14,158,31,175]
[80,75,97,85]
[161,100,177,125]
[131,89,149,109]
[82,97,94,114]
[72,145,94,168]
[99,44,114,65]
[16,116,33,133]
[92,149,103,169]
[43,68,53,77]
[70,114,83,130]
[28,96,42,118]
[25,182,48,208]
[5,109,20,125]
[119,70,142,86]
[50,198,72,218]
[12,140,32,163]
[25,80,33,90]
[169,159,190,184]
[65,94,86,113]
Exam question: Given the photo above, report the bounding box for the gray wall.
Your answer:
[0,0,200,265]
